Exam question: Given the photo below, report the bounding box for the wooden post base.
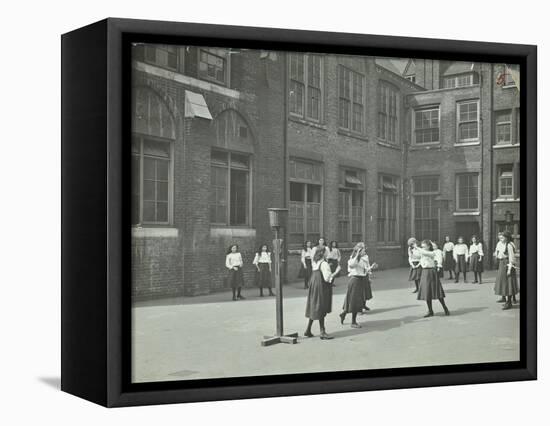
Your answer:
[261,332,299,347]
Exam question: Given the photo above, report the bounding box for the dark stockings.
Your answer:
[232,288,236,300]
[413,279,419,293]
[473,272,483,283]
[351,312,358,325]
[455,272,467,283]
[425,298,449,316]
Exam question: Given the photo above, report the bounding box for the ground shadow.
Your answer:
[444,289,478,294]
[38,376,60,390]
[326,306,488,340]
[360,304,418,315]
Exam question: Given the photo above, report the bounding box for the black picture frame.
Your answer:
[61,18,537,407]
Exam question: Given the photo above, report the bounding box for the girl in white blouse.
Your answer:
[493,231,518,309]
[326,241,342,286]
[416,240,450,317]
[442,236,456,280]
[469,235,484,284]
[226,244,245,301]
[453,236,469,283]
[253,244,274,297]
[408,238,422,293]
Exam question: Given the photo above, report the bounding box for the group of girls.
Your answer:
[225,243,275,301]
[304,240,376,339]
[299,238,341,289]
[440,235,484,284]
[408,230,519,312]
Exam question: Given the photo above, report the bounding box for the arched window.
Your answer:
[132,88,176,226]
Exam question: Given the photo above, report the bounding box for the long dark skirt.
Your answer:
[228,267,244,289]
[443,251,455,271]
[363,276,373,302]
[255,263,272,288]
[305,270,333,320]
[469,252,484,273]
[342,276,366,314]
[494,258,519,296]
[417,268,446,301]
[409,262,422,281]
[455,254,468,273]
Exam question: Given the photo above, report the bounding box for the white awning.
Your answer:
[184,90,213,120]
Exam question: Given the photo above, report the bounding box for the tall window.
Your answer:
[378,82,399,144]
[338,170,365,243]
[516,108,521,144]
[457,100,480,143]
[443,73,476,88]
[289,54,323,121]
[412,176,440,242]
[289,159,323,244]
[134,44,180,71]
[339,66,365,133]
[198,48,228,85]
[377,175,399,243]
[456,173,479,211]
[498,165,514,199]
[210,150,250,226]
[495,110,512,145]
[132,136,173,225]
[414,107,440,144]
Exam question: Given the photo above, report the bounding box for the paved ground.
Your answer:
[131,268,520,383]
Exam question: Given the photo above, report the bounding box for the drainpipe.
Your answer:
[282,52,289,283]
[489,63,495,269]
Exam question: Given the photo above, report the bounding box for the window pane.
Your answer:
[230,169,248,225]
[290,182,305,202]
[307,184,321,203]
[131,154,140,225]
[156,202,168,222]
[143,180,155,201]
[143,201,156,222]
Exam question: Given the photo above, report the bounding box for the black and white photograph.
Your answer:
[130,43,522,383]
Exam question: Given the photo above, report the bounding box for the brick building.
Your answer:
[131,45,520,299]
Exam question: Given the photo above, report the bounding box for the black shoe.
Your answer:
[351,323,361,329]
[339,312,346,325]
[320,332,334,340]
[444,308,450,316]
[473,280,478,284]
[304,330,314,338]
[423,312,434,318]
[232,296,237,301]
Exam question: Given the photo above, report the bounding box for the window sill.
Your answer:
[453,211,480,216]
[377,140,402,150]
[493,143,520,149]
[409,143,441,151]
[288,115,327,130]
[337,129,369,142]
[454,141,480,147]
[132,227,179,238]
[210,227,256,238]
[493,198,520,203]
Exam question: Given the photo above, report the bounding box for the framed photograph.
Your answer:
[61,18,537,407]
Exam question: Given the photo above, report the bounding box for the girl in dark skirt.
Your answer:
[408,237,422,293]
[326,241,342,286]
[304,248,337,340]
[442,236,456,280]
[225,244,245,301]
[453,236,469,283]
[417,240,450,317]
[494,231,518,310]
[253,244,274,297]
[299,241,313,289]
[339,243,376,328]
[469,235,484,284]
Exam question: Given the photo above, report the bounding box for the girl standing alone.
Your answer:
[304,248,337,340]
[442,236,456,280]
[469,236,484,284]
[417,240,450,317]
[226,244,245,301]
[408,238,422,293]
[494,231,518,310]
[253,244,274,297]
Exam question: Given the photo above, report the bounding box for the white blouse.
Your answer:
[253,252,272,265]
[408,247,422,265]
[434,249,443,268]
[418,248,436,268]
[494,241,516,265]
[469,243,484,257]
[312,259,333,282]
[453,243,469,261]
[348,254,371,277]
[225,252,243,269]
[326,248,341,261]
[301,248,313,266]
[443,242,455,253]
